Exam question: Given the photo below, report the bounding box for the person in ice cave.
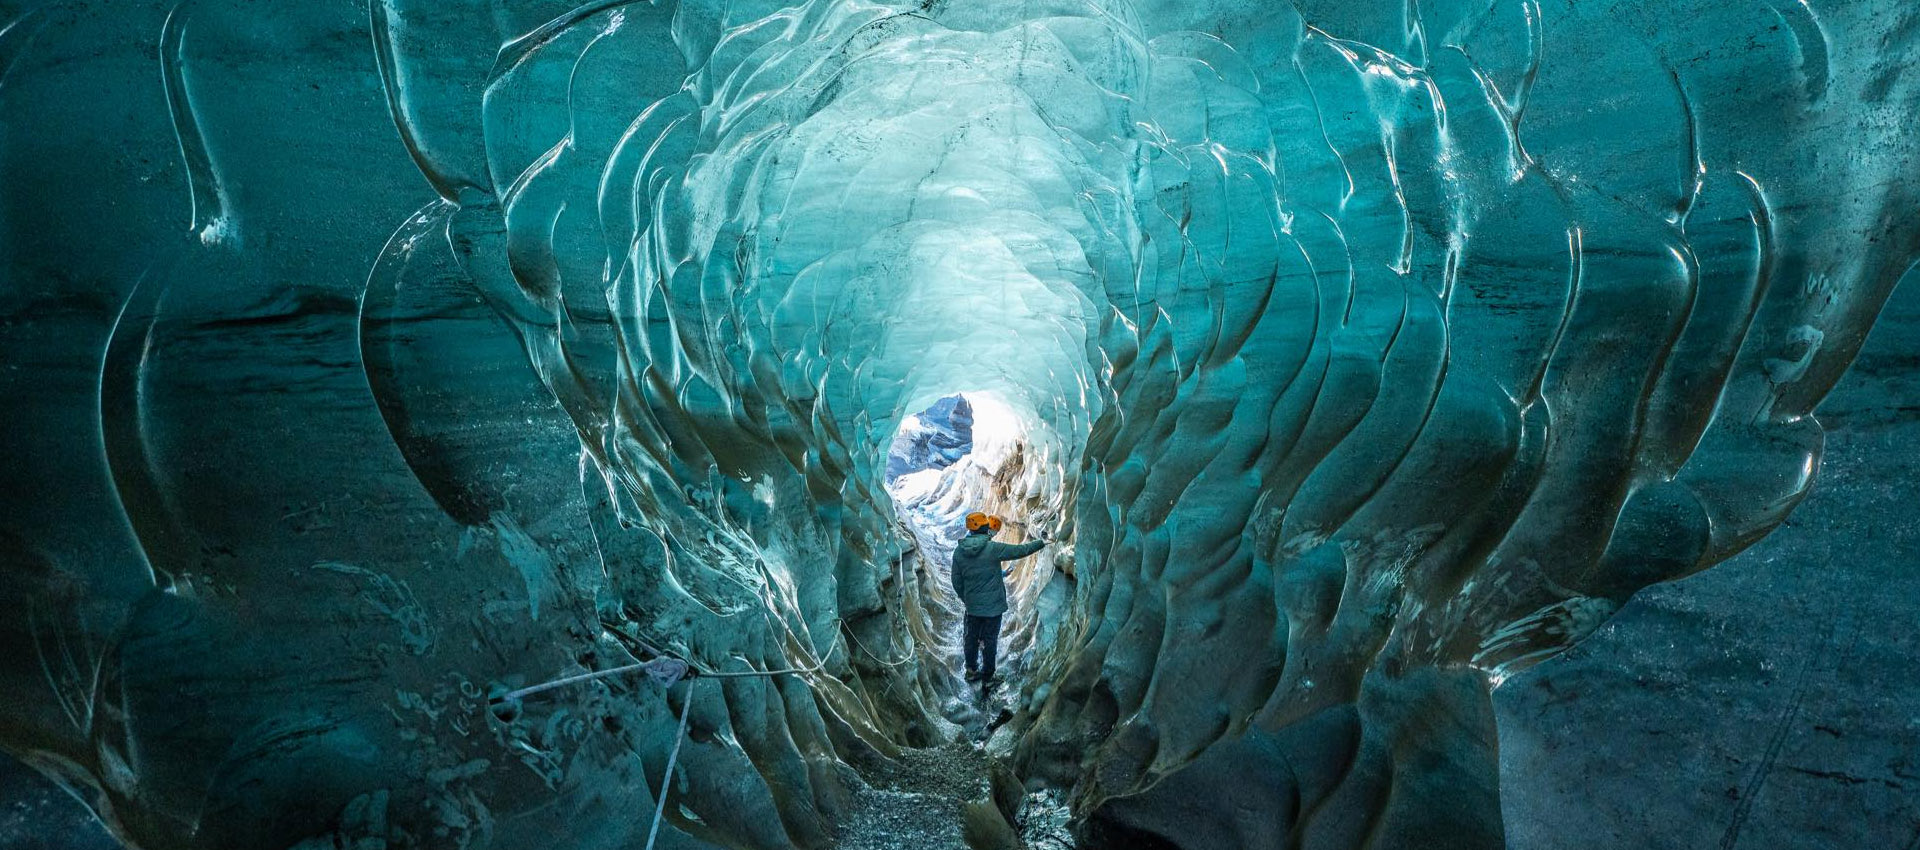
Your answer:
[951,511,1050,693]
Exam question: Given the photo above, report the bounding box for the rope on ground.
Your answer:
[495,657,690,704]
[697,660,826,678]
[491,649,828,705]
[491,656,705,848]
[644,676,695,850]
[842,619,914,668]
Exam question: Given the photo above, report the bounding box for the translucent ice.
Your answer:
[2,1,1916,848]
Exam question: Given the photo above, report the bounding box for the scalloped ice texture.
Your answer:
[0,1,1916,849]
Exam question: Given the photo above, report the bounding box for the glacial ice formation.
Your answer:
[885,396,973,483]
[2,0,1917,848]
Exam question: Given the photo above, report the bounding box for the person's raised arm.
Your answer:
[989,538,1047,562]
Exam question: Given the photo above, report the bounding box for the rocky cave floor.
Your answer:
[838,740,987,850]
[839,677,1073,850]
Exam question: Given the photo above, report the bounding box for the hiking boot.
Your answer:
[963,668,984,682]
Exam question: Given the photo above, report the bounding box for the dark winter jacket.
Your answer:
[949,532,1046,617]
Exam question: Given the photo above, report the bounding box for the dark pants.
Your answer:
[963,614,1002,679]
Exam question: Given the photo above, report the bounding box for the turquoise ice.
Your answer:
[1,1,1916,848]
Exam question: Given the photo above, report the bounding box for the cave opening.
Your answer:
[883,391,1071,687]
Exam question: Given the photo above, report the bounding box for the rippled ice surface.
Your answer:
[2,1,1916,848]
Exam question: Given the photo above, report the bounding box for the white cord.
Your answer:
[644,677,695,850]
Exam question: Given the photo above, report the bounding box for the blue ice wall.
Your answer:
[1,1,1916,849]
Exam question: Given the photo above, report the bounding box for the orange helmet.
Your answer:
[965,512,1002,533]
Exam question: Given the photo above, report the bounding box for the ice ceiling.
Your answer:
[1,0,1916,848]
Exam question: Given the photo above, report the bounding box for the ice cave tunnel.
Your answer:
[2,1,1918,849]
